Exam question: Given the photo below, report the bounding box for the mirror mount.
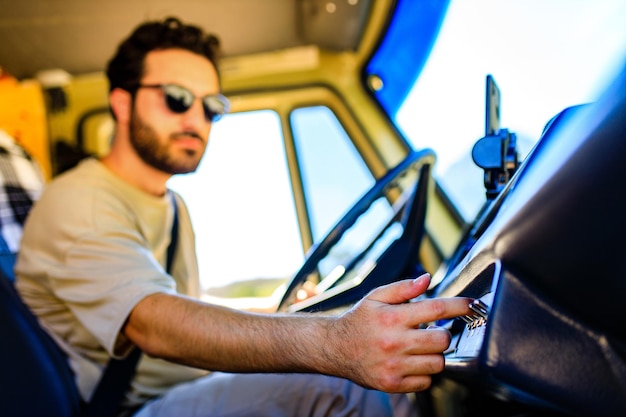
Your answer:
[472,75,519,200]
[472,128,519,199]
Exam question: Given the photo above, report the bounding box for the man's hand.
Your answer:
[324,273,472,393]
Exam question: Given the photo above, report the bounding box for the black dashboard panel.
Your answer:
[434,64,626,416]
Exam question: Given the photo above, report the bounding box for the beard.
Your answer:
[129,109,206,175]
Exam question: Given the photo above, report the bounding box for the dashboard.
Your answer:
[432,67,626,416]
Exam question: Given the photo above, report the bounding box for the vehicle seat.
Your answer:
[0,244,82,417]
[0,131,82,417]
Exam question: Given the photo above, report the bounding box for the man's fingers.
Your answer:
[366,273,431,305]
[403,297,474,326]
[405,327,452,355]
[373,353,445,392]
[339,275,474,393]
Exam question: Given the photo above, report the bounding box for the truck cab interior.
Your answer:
[1,1,626,416]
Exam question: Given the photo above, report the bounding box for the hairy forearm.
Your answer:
[124,292,338,375]
[124,277,473,393]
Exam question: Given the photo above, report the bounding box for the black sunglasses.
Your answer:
[136,83,230,122]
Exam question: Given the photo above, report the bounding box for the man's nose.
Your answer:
[181,99,210,131]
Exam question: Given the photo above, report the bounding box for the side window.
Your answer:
[168,110,303,293]
[290,106,375,243]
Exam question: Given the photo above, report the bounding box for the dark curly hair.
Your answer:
[106,17,221,93]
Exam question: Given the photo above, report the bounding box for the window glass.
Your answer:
[168,110,303,292]
[290,106,375,243]
[395,0,626,221]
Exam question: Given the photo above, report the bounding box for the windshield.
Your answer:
[388,0,626,221]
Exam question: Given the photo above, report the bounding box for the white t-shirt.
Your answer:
[15,158,208,407]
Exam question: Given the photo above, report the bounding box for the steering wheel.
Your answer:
[277,149,436,312]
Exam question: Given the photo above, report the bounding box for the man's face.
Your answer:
[128,48,221,175]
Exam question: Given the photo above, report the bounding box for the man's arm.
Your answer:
[124,273,472,393]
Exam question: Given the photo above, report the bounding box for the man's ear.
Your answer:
[109,88,132,124]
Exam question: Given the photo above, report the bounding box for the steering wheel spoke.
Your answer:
[278,150,436,313]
